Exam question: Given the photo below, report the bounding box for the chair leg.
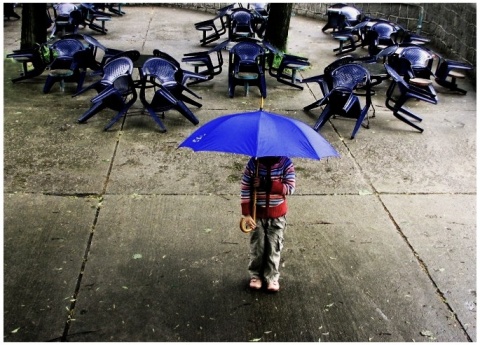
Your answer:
[351,107,370,139]
[180,94,202,108]
[393,111,424,132]
[313,104,332,131]
[78,102,107,123]
[104,107,129,131]
[144,106,168,132]
[43,76,58,93]
[176,101,200,126]
[304,98,325,111]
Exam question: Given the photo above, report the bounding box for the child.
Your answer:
[240,156,295,292]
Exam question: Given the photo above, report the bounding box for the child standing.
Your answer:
[240,156,295,292]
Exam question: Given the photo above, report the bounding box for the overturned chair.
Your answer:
[263,41,311,90]
[194,4,234,46]
[138,57,208,132]
[384,63,438,133]
[434,56,473,95]
[308,63,373,139]
[75,57,138,131]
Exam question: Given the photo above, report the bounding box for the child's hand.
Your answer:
[243,215,257,230]
[253,177,261,188]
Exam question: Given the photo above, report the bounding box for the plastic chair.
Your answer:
[322,3,348,32]
[194,4,234,46]
[249,3,269,38]
[181,41,226,86]
[51,7,82,37]
[152,49,206,86]
[332,19,370,55]
[364,21,399,56]
[73,56,134,98]
[310,63,373,139]
[391,45,438,98]
[263,41,310,90]
[76,57,138,131]
[434,56,472,95]
[384,63,437,133]
[79,3,112,34]
[139,57,205,131]
[228,8,256,40]
[301,55,355,111]
[228,41,267,98]
[7,42,52,83]
[43,38,88,93]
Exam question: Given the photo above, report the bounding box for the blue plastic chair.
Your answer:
[228,8,256,40]
[434,56,472,95]
[76,57,138,131]
[194,4,234,46]
[301,55,355,111]
[311,63,373,139]
[384,63,437,133]
[43,38,87,93]
[228,41,267,98]
[139,57,206,131]
[263,41,310,90]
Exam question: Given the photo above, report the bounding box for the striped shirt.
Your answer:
[241,156,295,218]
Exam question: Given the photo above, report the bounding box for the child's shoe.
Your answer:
[267,280,280,292]
[249,277,262,290]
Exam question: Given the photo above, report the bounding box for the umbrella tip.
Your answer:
[260,97,264,111]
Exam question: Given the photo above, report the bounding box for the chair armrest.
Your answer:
[183,51,209,58]
[301,75,325,83]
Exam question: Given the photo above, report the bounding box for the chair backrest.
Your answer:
[230,9,254,34]
[331,63,370,90]
[102,57,133,84]
[398,45,434,70]
[230,41,264,63]
[370,22,397,41]
[339,6,361,22]
[69,9,83,26]
[153,49,180,68]
[142,57,179,85]
[51,38,84,57]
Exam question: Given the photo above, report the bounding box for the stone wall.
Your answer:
[144,3,477,81]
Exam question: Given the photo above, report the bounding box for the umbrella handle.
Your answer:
[240,158,259,233]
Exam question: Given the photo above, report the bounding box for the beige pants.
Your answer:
[248,216,286,283]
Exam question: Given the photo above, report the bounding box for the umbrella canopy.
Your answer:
[178,110,340,160]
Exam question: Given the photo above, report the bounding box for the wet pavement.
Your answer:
[3,5,476,342]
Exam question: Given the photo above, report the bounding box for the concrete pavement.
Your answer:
[3,5,476,342]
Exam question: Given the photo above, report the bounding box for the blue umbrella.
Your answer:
[179,108,339,233]
[178,109,340,160]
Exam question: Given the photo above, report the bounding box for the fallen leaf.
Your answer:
[250,338,262,342]
[359,189,372,195]
[204,228,212,233]
[420,330,434,337]
[133,254,142,259]
[11,327,20,334]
